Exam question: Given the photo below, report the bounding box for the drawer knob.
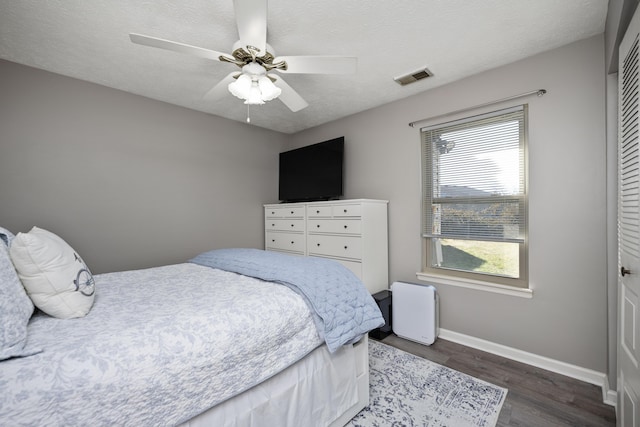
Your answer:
[291,224,294,227]
[344,225,347,229]
[290,211,294,214]
[317,224,320,228]
[271,239,275,242]
[344,246,348,249]
[291,241,295,244]
[317,243,321,247]
[272,223,275,226]
[316,210,320,213]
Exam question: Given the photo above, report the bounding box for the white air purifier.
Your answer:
[391,281,439,345]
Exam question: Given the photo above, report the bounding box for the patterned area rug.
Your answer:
[347,339,507,427]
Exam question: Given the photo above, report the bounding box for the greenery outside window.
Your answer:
[421,105,528,288]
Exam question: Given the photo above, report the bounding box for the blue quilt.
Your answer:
[190,248,384,352]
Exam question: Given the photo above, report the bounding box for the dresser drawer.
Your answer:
[265,206,305,218]
[265,219,305,232]
[307,205,333,218]
[309,256,363,280]
[307,219,361,235]
[332,204,362,217]
[307,235,362,260]
[266,232,305,253]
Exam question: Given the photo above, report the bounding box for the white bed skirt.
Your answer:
[180,336,370,427]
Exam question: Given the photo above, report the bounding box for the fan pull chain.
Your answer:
[246,104,251,123]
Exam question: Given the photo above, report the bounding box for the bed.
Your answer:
[0,227,383,426]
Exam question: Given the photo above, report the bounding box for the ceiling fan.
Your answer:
[129,0,357,114]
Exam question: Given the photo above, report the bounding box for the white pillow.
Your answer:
[10,227,95,319]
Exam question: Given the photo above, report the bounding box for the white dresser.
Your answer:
[264,199,388,294]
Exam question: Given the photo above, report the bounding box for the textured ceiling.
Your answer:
[0,0,607,134]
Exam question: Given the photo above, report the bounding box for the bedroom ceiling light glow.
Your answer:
[228,62,282,105]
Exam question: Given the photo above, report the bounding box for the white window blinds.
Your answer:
[422,106,527,244]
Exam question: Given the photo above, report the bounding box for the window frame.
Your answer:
[420,105,529,290]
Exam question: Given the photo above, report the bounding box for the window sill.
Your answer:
[415,272,533,298]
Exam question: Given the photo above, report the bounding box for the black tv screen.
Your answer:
[279,137,344,202]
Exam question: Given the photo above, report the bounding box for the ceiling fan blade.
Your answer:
[271,75,309,112]
[129,33,233,62]
[273,56,358,74]
[233,0,267,55]
[203,72,239,101]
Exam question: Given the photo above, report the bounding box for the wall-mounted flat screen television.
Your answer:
[278,137,344,202]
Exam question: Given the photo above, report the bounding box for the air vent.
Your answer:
[394,67,433,86]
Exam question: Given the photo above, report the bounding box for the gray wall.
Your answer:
[288,35,608,372]
[0,59,287,274]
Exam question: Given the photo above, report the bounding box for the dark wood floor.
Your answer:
[381,334,617,427]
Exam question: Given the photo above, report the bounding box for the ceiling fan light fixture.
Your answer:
[228,73,253,100]
[228,62,281,105]
[245,81,266,105]
[258,75,281,101]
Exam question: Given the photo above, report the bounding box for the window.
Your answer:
[421,105,528,288]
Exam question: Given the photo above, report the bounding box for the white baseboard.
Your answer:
[438,328,617,407]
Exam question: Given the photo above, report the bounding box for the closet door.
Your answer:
[618,6,640,426]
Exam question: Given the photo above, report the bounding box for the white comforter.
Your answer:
[0,263,322,426]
